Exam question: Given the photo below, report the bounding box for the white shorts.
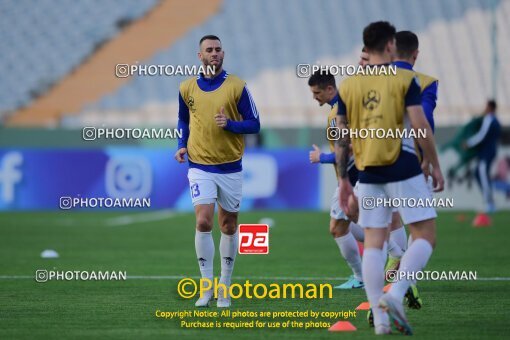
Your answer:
[187,168,243,212]
[330,187,348,220]
[357,174,437,228]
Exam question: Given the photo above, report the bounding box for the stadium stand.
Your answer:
[0,0,159,116]
[2,0,509,127]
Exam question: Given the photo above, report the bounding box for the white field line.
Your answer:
[103,210,178,227]
[1,275,509,281]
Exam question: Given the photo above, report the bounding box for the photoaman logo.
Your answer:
[239,224,269,254]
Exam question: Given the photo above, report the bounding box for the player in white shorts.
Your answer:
[175,35,261,308]
[335,22,444,335]
[308,70,364,289]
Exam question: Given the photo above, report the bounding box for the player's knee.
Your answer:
[220,222,237,235]
[196,217,213,232]
[330,220,349,238]
[219,215,237,235]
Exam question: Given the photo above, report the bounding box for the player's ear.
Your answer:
[197,52,202,62]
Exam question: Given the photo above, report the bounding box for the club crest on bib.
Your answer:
[363,90,381,111]
[187,96,196,113]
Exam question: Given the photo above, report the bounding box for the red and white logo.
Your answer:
[238,224,269,254]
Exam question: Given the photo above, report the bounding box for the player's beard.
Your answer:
[204,58,223,75]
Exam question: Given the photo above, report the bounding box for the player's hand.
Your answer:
[421,157,431,179]
[309,144,321,163]
[339,178,354,215]
[430,166,445,192]
[174,147,188,163]
[215,106,228,128]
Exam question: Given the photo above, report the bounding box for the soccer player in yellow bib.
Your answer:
[335,22,444,335]
[308,70,364,289]
[175,35,260,308]
[387,30,440,310]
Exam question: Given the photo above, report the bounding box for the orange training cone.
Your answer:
[329,321,357,332]
[473,213,491,227]
[356,302,370,310]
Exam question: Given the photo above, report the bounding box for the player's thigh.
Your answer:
[330,187,349,221]
[348,181,360,222]
[187,168,217,206]
[386,174,437,225]
[215,171,243,213]
[330,218,350,237]
[389,210,402,231]
[357,182,392,228]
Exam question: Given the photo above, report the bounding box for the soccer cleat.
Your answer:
[375,324,391,335]
[217,286,231,308]
[194,290,213,307]
[405,284,423,309]
[334,275,364,289]
[379,293,413,335]
[367,309,374,328]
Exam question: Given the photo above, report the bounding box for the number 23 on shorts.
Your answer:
[190,183,200,198]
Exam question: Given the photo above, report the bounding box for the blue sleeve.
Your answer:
[421,81,438,132]
[320,152,336,164]
[405,77,421,107]
[224,86,260,134]
[337,93,347,116]
[177,93,190,149]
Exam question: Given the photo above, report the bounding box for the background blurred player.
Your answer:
[464,100,501,226]
[308,70,364,289]
[335,21,444,334]
[175,35,261,308]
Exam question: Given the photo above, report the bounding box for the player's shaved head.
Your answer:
[363,21,396,54]
[396,31,419,59]
[199,34,221,46]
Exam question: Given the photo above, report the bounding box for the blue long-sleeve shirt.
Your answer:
[177,70,260,173]
[393,61,437,131]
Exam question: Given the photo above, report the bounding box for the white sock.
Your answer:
[389,238,433,301]
[195,230,214,280]
[362,248,389,327]
[408,234,414,248]
[388,239,403,258]
[390,226,408,252]
[349,222,365,242]
[335,233,363,281]
[381,241,388,267]
[219,232,237,286]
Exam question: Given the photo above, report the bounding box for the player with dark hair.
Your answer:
[335,21,444,335]
[383,30,440,309]
[308,70,364,289]
[175,35,260,308]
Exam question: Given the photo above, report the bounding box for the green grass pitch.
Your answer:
[0,211,509,339]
